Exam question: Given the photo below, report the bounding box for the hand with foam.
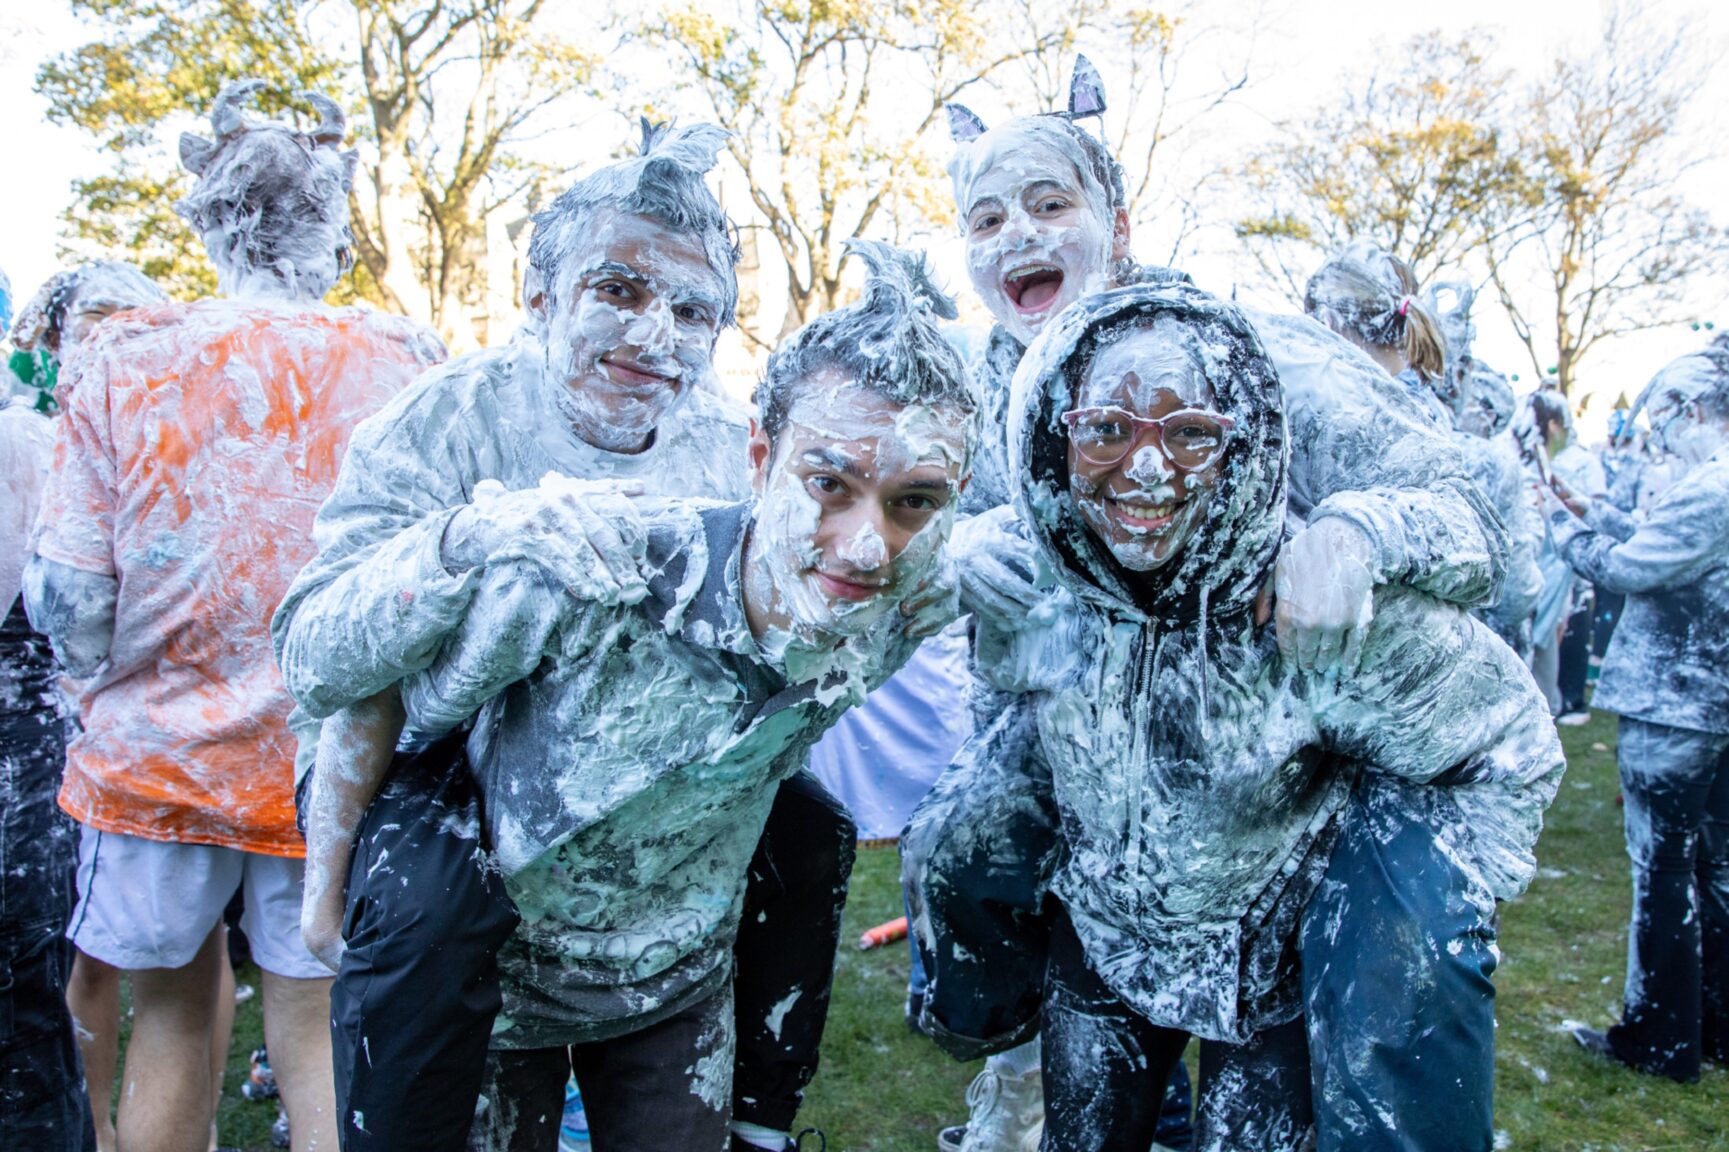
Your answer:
[950,506,1047,625]
[899,556,961,640]
[1274,517,1377,674]
[440,474,651,606]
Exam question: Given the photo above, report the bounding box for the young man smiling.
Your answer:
[387,240,971,1150]
[274,125,883,1152]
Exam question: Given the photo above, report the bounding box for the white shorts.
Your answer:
[69,827,327,979]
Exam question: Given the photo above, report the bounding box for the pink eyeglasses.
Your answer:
[1060,406,1235,470]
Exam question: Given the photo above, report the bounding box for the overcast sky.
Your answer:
[4,0,1724,440]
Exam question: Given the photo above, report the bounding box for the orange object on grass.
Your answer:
[857,916,909,951]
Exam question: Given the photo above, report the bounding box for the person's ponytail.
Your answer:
[1401,294,1446,383]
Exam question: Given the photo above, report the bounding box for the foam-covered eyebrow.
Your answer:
[800,447,863,476]
[586,260,723,310]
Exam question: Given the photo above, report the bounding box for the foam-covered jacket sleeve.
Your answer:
[1313,588,1566,903]
[272,389,483,720]
[1553,462,1729,596]
[1252,311,1509,608]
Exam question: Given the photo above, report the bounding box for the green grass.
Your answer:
[117,710,1726,1150]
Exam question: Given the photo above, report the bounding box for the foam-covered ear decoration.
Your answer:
[946,103,987,143]
[179,133,219,176]
[1067,55,1107,119]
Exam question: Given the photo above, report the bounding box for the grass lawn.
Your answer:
[129,710,1727,1149]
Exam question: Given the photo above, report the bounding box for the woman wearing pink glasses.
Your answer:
[930,280,1563,1151]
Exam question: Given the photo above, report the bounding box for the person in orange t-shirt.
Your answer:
[25,79,444,1152]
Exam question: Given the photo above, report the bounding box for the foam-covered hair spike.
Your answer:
[756,240,976,446]
[527,119,741,326]
[846,238,959,321]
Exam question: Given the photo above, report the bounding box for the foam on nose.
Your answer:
[1123,444,1174,484]
[624,297,675,354]
[839,522,889,570]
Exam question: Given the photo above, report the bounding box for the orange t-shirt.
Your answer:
[35,299,445,857]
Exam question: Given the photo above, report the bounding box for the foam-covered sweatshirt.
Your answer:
[271,336,751,775]
[396,500,916,1048]
[1551,449,1729,735]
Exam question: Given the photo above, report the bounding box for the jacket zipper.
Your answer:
[1121,622,1155,913]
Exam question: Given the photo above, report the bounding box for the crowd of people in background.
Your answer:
[1,54,1725,1152]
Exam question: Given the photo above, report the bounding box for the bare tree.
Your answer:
[1233,30,1528,300]
[1482,10,1725,395]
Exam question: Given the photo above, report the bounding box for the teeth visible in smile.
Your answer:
[1112,500,1175,519]
[1006,263,1060,284]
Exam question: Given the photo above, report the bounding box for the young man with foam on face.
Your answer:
[371,240,972,1151]
[1545,341,1729,1083]
[904,57,1515,1152]
[22,80,446,1152]
[274,125,882,1152]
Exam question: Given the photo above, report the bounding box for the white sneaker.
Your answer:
[957,1065,1044,1152]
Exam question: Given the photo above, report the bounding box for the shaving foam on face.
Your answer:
[540,212,725,453]
[747,388,966,654]
[954,124,1117,345]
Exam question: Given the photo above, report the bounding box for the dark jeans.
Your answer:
[902,699,1057,1059]
[1609,717,1729,1081]
[0,705,94,1151]
[329,732,854,1150]
[469,984,735,1152]
[1297,778,1499,1151]
[904,703,1191,1149]
[1558,597,1594,713]
[1039,907,1191,1152]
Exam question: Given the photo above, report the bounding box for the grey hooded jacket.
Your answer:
[1552,448,1729,735]
[976,283,1562,1043]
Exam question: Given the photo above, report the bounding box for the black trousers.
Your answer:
[1039,908,1192,1152]
[1609,718,1729,1081]
[1558,596,1594,714]
[0,704,94,1152]
[329,734,855,1151]
[470,984,735,1152]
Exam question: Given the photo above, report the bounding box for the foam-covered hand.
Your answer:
[899,557,960,639]
[1547,471,1591,518]
[1274,517,1377,674]
[440,475,650,605]
[949,506,1045,624]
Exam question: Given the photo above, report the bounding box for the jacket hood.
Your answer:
[1007,281,1288,627]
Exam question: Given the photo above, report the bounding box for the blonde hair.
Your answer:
[1304,242,1445,381]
